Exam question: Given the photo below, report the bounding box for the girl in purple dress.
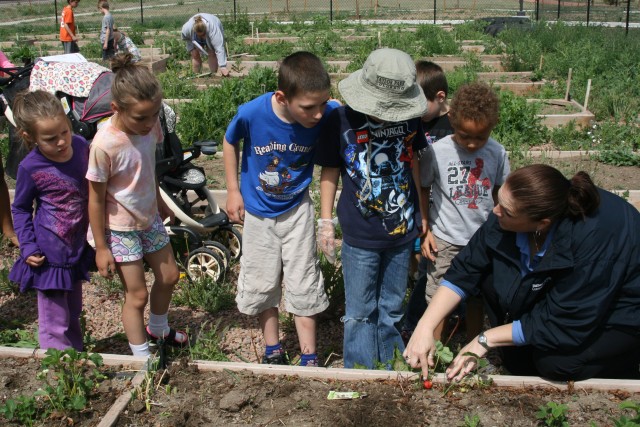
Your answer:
[9,90,93,351]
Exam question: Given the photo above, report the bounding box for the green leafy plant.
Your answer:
[0,348,107,424]
[9,44,37,64]
[0,395,38,426]
[536,401,570,427]
[611,400,640,426]
[493,90,548,152]
[176,66,277,145]
[173,275,235,315]
[188,320,230,361]
[158,70,198,99]
[0,327,38,348]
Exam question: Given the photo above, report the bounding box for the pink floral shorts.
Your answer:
[106,215,170,263]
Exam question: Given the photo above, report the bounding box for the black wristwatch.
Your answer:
[477,332,491,351]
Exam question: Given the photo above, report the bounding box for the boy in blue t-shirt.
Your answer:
[314,49,429,369]
[223,52,338,367]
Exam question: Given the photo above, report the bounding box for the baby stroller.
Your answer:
[157,104,242,282]
[1,55,114,179]
[1,55,240,282]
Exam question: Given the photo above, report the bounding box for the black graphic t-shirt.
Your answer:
[315,106,427,249]
[423,113,454,145]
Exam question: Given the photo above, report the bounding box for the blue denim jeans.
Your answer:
[341,240,412,369]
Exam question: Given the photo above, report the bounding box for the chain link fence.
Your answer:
[0,0,637,35]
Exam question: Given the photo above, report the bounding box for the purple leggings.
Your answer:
[37,281,83,351]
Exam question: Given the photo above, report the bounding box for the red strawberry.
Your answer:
[423,379,433,389]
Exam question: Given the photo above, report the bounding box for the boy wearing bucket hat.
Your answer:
[314,48,429,369]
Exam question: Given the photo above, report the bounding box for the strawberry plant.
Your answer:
[0,348,107,424]
[536,401,570,427]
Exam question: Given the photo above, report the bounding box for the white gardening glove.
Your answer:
[317,218,336,265]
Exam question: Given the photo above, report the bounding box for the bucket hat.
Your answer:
[338,48,428,122]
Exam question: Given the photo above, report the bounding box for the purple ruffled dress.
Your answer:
[9,136,94,292]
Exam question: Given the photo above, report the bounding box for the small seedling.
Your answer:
[462,413,482,427]
[536,401,570,427]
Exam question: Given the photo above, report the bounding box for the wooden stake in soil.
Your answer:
[539,54,544,70]
[583,79,592,112]
[564,68,573,101]
[378,31,381,48]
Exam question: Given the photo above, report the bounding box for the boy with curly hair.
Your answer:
[420,81,510,341]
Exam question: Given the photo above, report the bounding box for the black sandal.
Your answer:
[146,326,188,347]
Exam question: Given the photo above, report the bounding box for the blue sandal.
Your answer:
[146,326,189,347]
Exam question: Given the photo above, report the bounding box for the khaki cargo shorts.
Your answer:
[236,193,329,317]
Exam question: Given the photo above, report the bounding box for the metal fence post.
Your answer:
[330,0,333,22]
[535,0,540,21]
[433,0,437,24]
[556,0,561,19]
[586,0,591,26]
[625,0,631,33]
[54,0,58,32]
[140,0,144,24]
[234,0,237,22]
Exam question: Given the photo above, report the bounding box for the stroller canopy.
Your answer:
[29,57,114,123]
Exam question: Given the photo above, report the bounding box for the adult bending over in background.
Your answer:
[404,164,640,381]
[181,14,229,76]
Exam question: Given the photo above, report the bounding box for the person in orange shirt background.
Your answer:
[60,0,80,54]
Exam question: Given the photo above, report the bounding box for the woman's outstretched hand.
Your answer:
[403,330,437,380]
[444,337,488,382]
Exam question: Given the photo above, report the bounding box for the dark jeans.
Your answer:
[501,327,640,381]
[102,43,115,61]
[402,274,428,333]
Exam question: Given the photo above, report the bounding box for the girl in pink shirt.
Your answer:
[86,53,187,357]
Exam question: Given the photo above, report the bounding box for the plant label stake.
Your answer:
[564,68,572,101]
[583,79,592,112]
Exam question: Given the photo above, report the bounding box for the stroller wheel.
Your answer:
[185,248,225,282]
[203,240,230,270]
[212,226,242,262]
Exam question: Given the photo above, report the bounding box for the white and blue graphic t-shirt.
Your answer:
[315,106,427,249]
[225,92,338,217]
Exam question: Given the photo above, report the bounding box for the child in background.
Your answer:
[97,1,115,61]
[9,90,93,351]
[315,48,428,369]
[112,28,142,63]
[0,152,18,247]
[60,0,80,54]
[224,51,338,366]
[420,82,510,341]
[402,60,454,341]
[87,53,185,357]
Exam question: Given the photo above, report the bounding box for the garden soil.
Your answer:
[0,155,639,425]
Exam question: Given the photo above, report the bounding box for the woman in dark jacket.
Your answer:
[404,164,640,381]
